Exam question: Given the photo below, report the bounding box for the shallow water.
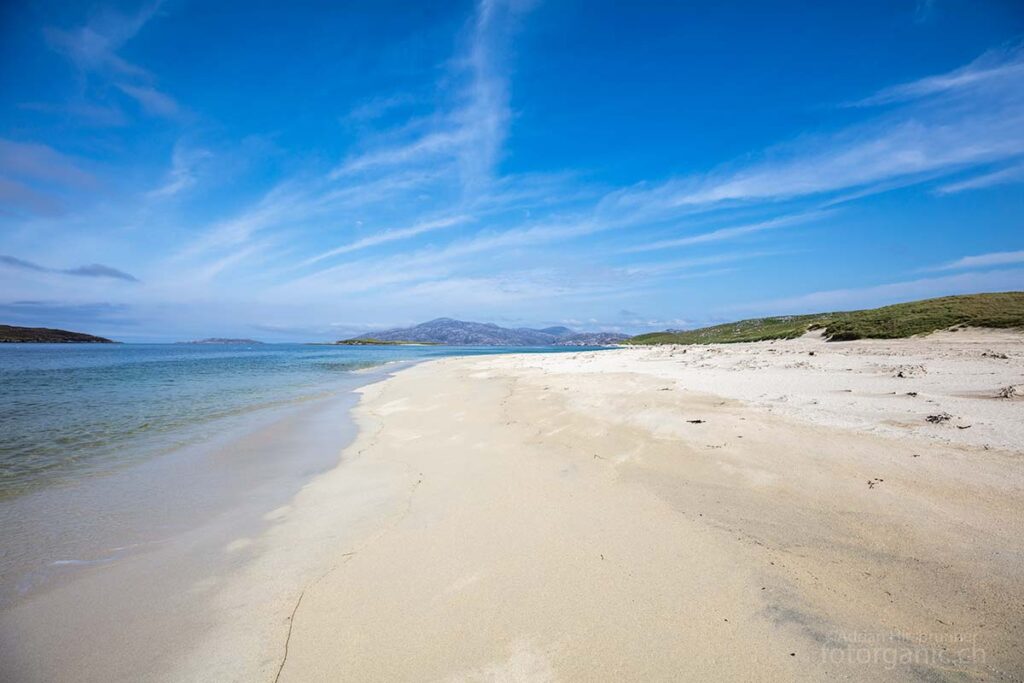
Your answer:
[0,388,368,681]
[0,343,581,497]
[0,343,602,611]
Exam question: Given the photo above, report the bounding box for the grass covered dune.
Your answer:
[628,291,1024,345]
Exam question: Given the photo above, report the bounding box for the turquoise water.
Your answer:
[0,343,596,498]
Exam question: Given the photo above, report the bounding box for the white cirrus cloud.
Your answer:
[603,44,1024,216]
[623,210,834,253]
[299,215,474,266]
[925,249,1024,272]
[849,42,1024,107]
[736,269,1024,314]
[934,161,1024,194]
[116,83,181,119]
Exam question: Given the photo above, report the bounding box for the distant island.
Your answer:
[176,338,266,345]
[341,319,628,346]
[333,338,440,346]
[0,324,115,343]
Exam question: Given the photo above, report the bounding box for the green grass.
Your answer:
[626,292,1024,345]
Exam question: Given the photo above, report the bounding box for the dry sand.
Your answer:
[162,330,1024,680]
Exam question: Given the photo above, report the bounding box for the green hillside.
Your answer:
[0,325,114,343]
[627,292,1024,345]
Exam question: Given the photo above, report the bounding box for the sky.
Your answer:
[1,0,1022,342]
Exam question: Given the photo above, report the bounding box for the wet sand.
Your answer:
[0,386,368,682]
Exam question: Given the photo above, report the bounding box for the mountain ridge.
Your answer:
[348,318,627,346]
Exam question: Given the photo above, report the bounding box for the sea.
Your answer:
[0,342,603,612]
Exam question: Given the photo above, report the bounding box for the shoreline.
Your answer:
[0,361,411,682]
[4,332,1023,680]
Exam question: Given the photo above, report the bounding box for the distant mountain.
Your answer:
[0,324,114,343]
[537,326,573,336]
[177,338,265,345]
[348,318,627,346]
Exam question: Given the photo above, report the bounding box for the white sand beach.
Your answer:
[178,330,1024,681]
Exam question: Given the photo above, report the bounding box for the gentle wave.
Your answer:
[0,344,405,497]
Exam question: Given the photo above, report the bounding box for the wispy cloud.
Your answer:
[0,255,48,272]
[190,243,271,283]
[179,169,440,264]
[63,264,140,281]
[149,143,210,198]
[0,139,96,189]
[0,139,98,216]
[849,43,1024,107]
[0,254,139,282]
[300,215,473,266]
[603,44,1024,216]
[171,0,893,308]
[180,0,530,282]
[43,1,165,75]
[328,0,522,193]
[117,83,181,118]
[926,249,1024,272]
[622,251,781,278]
[607,115,1024,212]
[739,269,1024,314]
[934,161,1024,194]
[623,211,832,253]
[914,0,936,23]
[44,1,180,123]
[331,129,470,179]
[0,178,63,217]
[343,93,421,124]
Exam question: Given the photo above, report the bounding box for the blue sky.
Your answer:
[1,0,1022,341]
